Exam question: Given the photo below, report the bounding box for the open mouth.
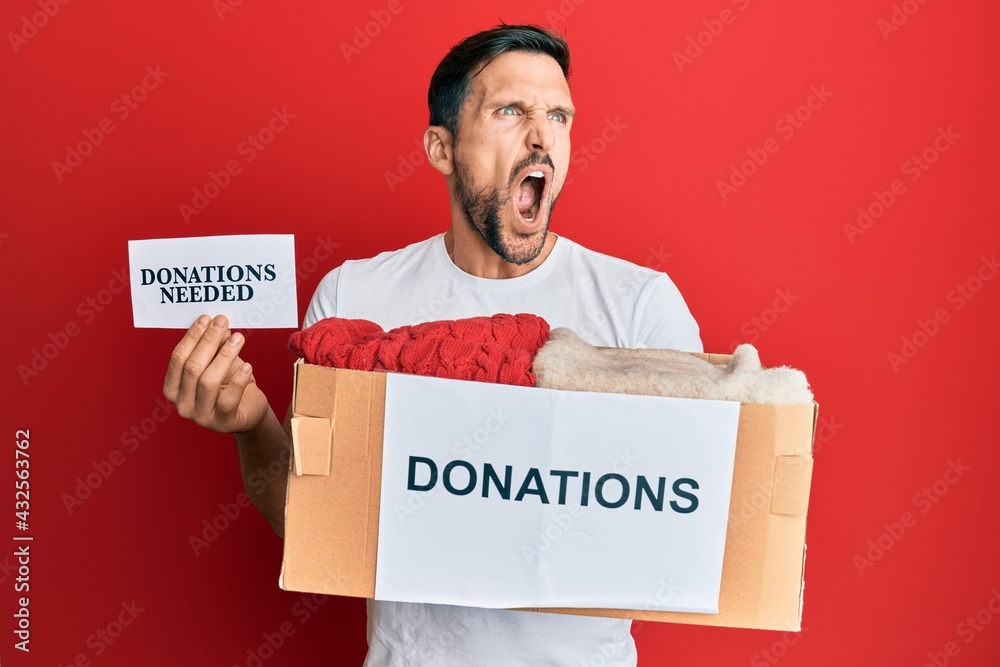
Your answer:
[514,169,547,223]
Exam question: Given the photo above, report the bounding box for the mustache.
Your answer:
[507,153,555,188]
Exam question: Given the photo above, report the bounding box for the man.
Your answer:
[164,25,700,666]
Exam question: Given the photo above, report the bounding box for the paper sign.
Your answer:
[128,234,297,329]
[375,374,740,614]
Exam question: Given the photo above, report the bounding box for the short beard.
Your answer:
[454,152,557,266]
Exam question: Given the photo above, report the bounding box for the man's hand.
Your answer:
[163,314,269,434]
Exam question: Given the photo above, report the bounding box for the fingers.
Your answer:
[221,352,247,385]
[164,314,211,402]
[174,315,233,417]
[192,330,248,423]
[217,361,254,418]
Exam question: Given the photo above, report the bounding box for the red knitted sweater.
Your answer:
[288,313,550,386]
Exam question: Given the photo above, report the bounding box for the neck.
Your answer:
[444,225,557,279]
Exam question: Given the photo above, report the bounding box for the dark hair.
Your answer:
[428,24,571,138]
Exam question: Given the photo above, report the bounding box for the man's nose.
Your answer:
[525,112,555,152]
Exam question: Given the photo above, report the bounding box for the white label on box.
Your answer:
[375,374,740,614]
[128,234,297,329]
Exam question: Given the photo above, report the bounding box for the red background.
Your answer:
[3,0,999,665]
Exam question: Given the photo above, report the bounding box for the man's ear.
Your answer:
[424,126,454,176]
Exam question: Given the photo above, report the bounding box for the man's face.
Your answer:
[451,51,574,265]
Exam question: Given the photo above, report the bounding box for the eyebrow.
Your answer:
[489,99,577,117]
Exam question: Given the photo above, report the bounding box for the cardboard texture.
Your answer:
[280,356,817,632]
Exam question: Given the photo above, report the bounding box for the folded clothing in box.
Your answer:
[289,313,813,404]
[288,313,548,386]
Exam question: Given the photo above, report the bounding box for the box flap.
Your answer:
[281,366,385,598]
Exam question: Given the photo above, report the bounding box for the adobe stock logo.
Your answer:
[565,117,628,185]
[921,589,1000,667]
[853,459,970,575]
[843,126,960,244]
[887,254,997,372]
[61,395,176,515]
[716,85,833,202]
[384,138,427,193]
[729,287,799,349]
[230,594,329,667]
[339,0,408,63]
[877,0,931,41]
[56,599,145,666]
[17,267,129,386]
[7,0,70,54]
[672,0,753,73]
[750,629,808,667]
[51,66,169,182]
[213,0,247,20]
[178,106,295,224]
[542,0,587,28]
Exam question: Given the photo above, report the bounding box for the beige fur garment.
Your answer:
[532,328,813,404]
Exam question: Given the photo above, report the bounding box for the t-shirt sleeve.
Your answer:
[632,274,703,353]
[302,266,342,328]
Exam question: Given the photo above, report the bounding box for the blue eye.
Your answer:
[548,112,567,123]
[499,106,517,116]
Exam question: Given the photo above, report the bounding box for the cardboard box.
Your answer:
[279,355,817,631]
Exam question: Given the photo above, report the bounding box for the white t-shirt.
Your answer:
[303,233,702,667]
